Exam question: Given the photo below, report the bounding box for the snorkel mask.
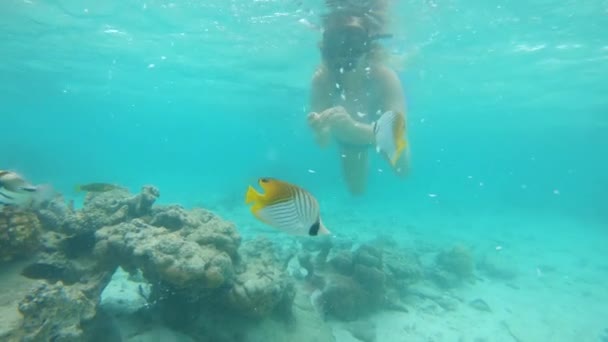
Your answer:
[321,21,392,72]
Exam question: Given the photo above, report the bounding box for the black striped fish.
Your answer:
[0,170,55,208]
[0,170,37,193]
[245,178,331,236]
[373,111,408,167]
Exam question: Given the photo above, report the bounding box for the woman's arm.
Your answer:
[308,68,334,147]
[328,66,406,146]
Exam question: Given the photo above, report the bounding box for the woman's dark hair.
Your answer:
[320,10,389,65]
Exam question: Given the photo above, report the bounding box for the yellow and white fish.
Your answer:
[373,111,408,167]
[245,178,331,236]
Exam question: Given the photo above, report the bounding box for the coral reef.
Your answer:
[0,207,41,262]
[226,237,295,318]
[94,214,238,293]
[16,282,97,341]
[295,236,421,321]
[100,266,151,316]
[4,184,301,341]
[36,186,159,236]
[1,183,478,341]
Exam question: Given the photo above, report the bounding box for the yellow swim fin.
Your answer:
[391,137,408,166]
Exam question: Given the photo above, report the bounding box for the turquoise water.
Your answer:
[2,0,608,341]
[2,0,606,217]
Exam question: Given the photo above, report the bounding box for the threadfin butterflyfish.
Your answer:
[373,111,407,167]
[245,178,330,236]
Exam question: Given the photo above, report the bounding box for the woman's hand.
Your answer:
[307,110,332,147]
[308,106,370,146]
[325,106,355,133]
[308,107,347,129]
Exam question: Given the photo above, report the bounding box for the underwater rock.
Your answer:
[16,282,97,341]
[79,185,159,232]
[61,232,97,258]
[328,250,354,276]
[21,245,109,290]
[226,238,295,319]
[36,231,65,254]
[353,244,383,269]
[95,217,238,292]
[100,266,151,316]
[287,255,309,280]
[0,207,41,263]
[436,244,474,279]
[184,208,241,259]
[79,309,124,342]
[0,260,46,341]
[34,195,75,232]
[275,237,299,270]
[35,186,160,239]
[297,251,314,279]
[84,184,158,218]
[320,274,371,321]
[428,244,475,289]
[353,263,385,294]
[352,244,386,302]
[21,255,76,284]
[133,185,160,215]
[477,252,519,280]
[383,249,422,286]
[309,240,423,321]
[149,205,193,230]
[469,298,491,312]
[94,203,240,294]
[331,235,355,251]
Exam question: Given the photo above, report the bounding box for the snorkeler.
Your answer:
[307,10,410,196]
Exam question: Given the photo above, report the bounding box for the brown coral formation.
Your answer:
[0,207,41,262]
[15,282,97,341]
[226,238,295,319]
[93,207,241,293]
[0,182,469,341]
[298,237,422,321]
[1,185,301,341]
